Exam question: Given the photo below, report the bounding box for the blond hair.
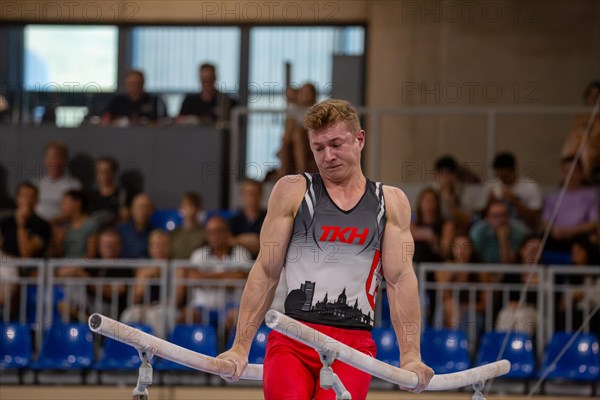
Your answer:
[303,99,361,134]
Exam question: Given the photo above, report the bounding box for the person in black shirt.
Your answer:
[89,156,127,227]
[176,63,237,126]
[0,182,51,258]
[229,179,266,258]
[101,70,167,126]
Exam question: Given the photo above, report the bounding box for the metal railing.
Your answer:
[546,265,600,338]
[2,258,598,357]
[45,259,169,338]
[418,263,546,355]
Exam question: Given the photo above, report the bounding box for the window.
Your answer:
[24,25,118,92]
[132,27,241,116]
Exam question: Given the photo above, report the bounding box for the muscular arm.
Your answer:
[382,186,433,392]
[228,176,304,355]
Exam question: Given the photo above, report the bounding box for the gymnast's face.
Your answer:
[309,121,364,182]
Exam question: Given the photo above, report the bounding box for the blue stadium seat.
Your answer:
[0,323,32,370]
[150,209,182,231]
[248,325,270,364]
[32,323,94,370]
[226,325,271,365]
[476,331,535,379]
[540,332,600,382]
[371,327,400,367]
[421,329,470,374]
[156,324,218,371]
[94,323,153,371]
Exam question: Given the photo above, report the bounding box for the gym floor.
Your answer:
[0,386,592,400]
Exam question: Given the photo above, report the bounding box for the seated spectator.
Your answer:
[411,188,453,261]
[495,235,541,336]
[117,193,154,258]
[433,155,471,232]
[88,156,127,227]
[177,63,237,126]
[121,230,171,338]
[275,83,319,178]
[562,81,600,183]
[53,190,99,262]
[101,70,167,126]
[541,156,599,251]
[87,228,133,317]
[229,179,266,258]
[470,199,530,263]
[480,152,542,229]
[33,141,81,223]
[0,233,18,321]
[182,216,252,328]
[0,182,51,258]
[435,233,483,329]
[170,192,205,259]
[564,235,600,337]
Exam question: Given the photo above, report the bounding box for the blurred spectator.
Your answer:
[182,216,252,327]
[275,83,318,178]
[433,155,471,232]
[117,193,154,258]
[541,156,599,251]
[0,233,18,321]
[562,81,600,182]
[170,192,205,259]
[229,179,266,258]
[411,188,453,261]
[557,235,600,336]
[177,63,237,125]
[53,190,98,260]
[33,141,82,223]
[495,235,541,336]
[121,229,171,337]
[86,228,132,317]
[481,152,542,229]
[470,199,530,263]
[435,233,482,328]
[88,156,127,227]
[101,70,167,126]
[0,182,51,258]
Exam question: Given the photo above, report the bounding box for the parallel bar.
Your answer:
[265,310,511,391]
[88,313,263,381]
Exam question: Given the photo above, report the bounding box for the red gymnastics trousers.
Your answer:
[263,321,377,400]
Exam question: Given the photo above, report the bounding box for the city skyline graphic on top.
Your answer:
[285,280,373,327]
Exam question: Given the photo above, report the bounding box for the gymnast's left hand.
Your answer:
[399,360,435,393]
[216,345,248,382]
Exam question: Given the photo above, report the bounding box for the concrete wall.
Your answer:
[0,126,224,209]
[2,0,598,186]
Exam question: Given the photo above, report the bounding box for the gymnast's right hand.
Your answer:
[216,345,248,382]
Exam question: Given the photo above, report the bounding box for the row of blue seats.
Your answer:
[0,322,269,373]
[374,328,599,382]
[1,322,599,382]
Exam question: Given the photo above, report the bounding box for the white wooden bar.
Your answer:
[88,313,263,380]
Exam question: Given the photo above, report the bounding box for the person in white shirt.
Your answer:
[33,141,81,223]
[181,216,252,329]
[480,152,541,229]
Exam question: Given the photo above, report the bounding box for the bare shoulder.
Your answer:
[382,185,412,228]
[267,175,306,215]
